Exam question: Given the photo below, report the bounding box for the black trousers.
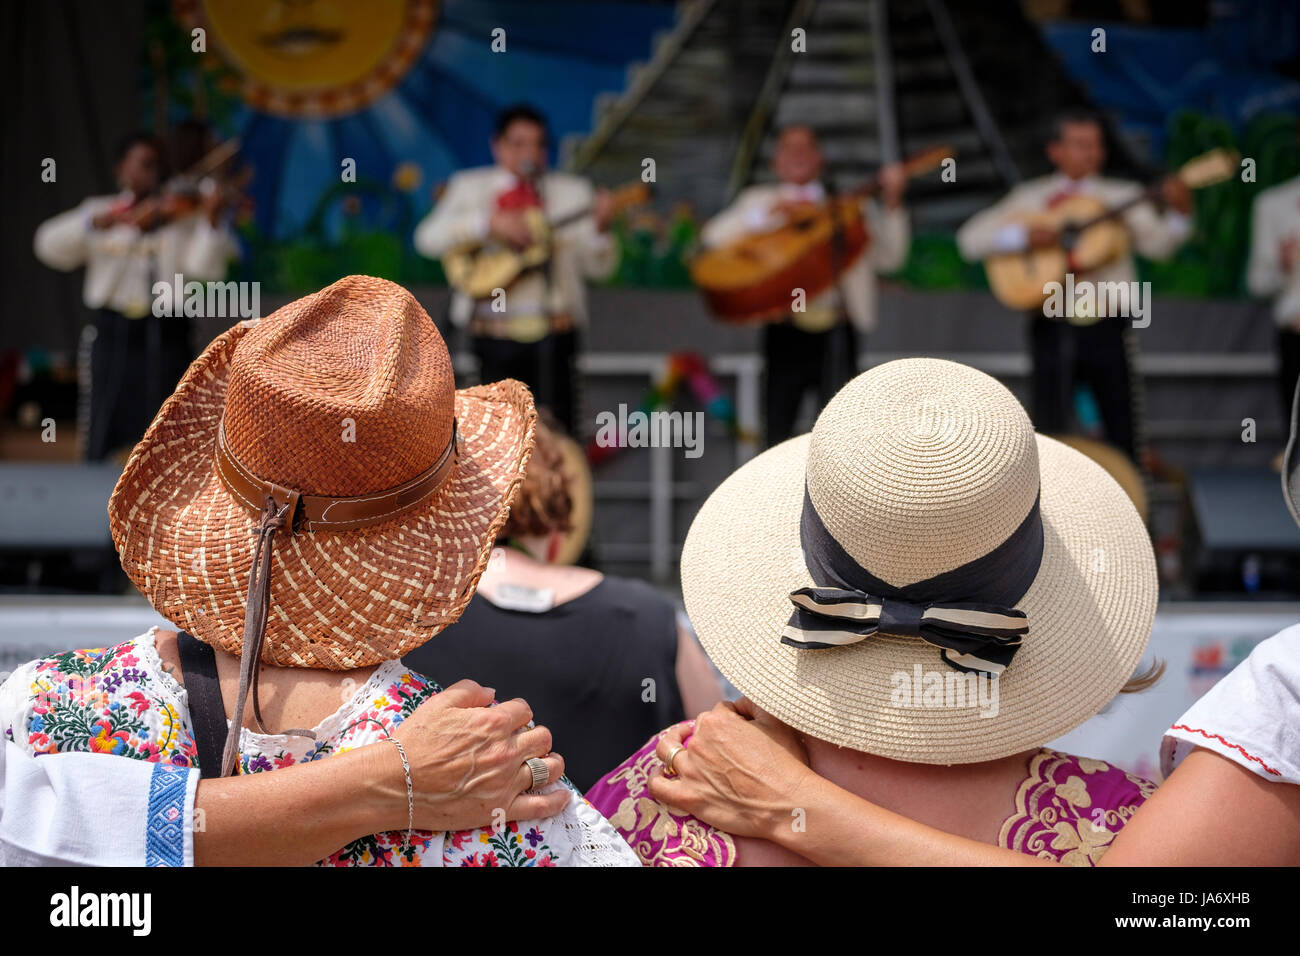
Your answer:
[1277,327,1300,426]
[85,309,193,461]
[762,318,858,446]
[1028,313,1137,460]
[473,329,578,436]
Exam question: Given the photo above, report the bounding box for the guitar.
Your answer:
[443,181,650,299]
[983,148,1239,314]
[689,145,951,325]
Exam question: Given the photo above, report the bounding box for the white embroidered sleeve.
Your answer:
[0,656,198,866]
[1161,624,1300,786]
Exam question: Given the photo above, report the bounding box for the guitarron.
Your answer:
[689,145,950,324]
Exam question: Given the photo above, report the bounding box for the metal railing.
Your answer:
[724,0,818,199]
[868,0,899,166]
[569,0,720,174]
[924,0,1021,186]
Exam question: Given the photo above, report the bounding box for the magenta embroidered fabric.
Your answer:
[587,735,1156,867]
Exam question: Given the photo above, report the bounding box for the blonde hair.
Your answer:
[1119,658,1165,694]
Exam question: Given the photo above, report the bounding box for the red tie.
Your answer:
[1046,182,1080,209]
[496,178,542,211]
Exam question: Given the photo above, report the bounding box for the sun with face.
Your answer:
[177,0,439,117]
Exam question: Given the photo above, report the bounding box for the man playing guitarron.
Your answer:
[415,104,617,435]
[700,125,910,446]
[957,109,1193,463]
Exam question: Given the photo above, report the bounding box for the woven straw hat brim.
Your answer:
[680,432,1157,764]
[109,320,536,670]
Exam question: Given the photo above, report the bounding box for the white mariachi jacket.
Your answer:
[955,174,1192,290]
[700,180,911,334]
[413,166,619,329]
[1247,174,1300,329]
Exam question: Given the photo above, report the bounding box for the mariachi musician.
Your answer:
[700,125,909,446]
[956,109,1193,462]
[1247,165,1300,444]
[34,129,240,461]
[414,104,618,436]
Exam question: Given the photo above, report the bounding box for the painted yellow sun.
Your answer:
[177,0,439,118]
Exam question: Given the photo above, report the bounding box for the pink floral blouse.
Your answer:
[586,730,1158,867]
[0,629,638,867]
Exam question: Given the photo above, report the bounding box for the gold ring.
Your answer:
[663,744,685,777]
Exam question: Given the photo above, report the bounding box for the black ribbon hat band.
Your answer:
[781,486,1045,677]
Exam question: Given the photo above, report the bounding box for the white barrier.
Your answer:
[1049,604,1300,780]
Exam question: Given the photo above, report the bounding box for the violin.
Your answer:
[103,138,245,232]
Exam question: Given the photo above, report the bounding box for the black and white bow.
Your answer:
[781,586,1027,677]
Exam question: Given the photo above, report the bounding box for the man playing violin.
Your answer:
[957,109,1193,462]
[700,125,909,446]
[414,104,618,436]
[34,130,239,461]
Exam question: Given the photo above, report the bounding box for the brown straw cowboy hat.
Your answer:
[680,358,1157,764]
[108,275,536,772]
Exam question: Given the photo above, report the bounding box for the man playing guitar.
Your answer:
[700,125,909,446]
[956,109,1193,462]
[1247,161,1300,443]
[414,104,617,435]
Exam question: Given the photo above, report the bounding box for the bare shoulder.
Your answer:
[152,629,183,682]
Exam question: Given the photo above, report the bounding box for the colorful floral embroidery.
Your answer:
[324,830,440,868]
[439,820,560,867]
[18,642,197,767]
[4,630,602,867]
[586,730,736,867]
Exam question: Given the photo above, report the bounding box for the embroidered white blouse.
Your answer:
[0,628,638,866]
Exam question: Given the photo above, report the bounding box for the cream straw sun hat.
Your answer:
[681,358,1157,764]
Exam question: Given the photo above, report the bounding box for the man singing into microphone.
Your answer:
[414,104,617,435]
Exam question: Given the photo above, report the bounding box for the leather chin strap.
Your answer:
[214,420,459,778]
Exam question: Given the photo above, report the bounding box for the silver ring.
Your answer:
[525,756,549,790]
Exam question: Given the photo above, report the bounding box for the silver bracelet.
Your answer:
[387,736,415,852]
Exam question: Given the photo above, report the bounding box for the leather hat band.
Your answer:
[214,419,460,533]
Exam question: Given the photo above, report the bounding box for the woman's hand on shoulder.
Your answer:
[389,679,569,831]
[647,698,815,841]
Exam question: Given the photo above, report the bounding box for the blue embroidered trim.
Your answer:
[145,763,189,867]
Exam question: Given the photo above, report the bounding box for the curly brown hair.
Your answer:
[502,414,574,539]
